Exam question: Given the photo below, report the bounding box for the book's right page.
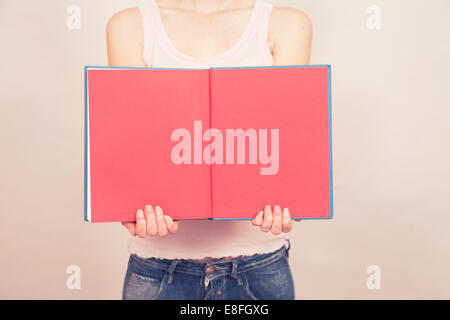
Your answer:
[210,66,332,220]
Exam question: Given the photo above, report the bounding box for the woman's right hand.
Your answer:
[121,205,179,237]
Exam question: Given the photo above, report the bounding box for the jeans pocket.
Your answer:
[241,273,259,300]
[123,272,164,300]
[242,256,295,300]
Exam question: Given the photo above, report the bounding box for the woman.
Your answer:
[106,0,312,300]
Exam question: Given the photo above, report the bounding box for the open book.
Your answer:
[84,65,333,222]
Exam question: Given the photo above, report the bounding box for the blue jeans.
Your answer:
[122,242,295,300]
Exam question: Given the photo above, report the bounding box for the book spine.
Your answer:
[208,68,213,220]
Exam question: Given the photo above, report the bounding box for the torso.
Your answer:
[107,0,312,259]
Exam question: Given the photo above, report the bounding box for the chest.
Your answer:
[157,8,255,59]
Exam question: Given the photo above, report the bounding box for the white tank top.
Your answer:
[129,0,288,259]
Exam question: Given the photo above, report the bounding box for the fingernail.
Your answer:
[145,205,153,212]
[164,215,173,226]
[283,208,290,219]
[274,205,281,213]
[155,206,162,215]
[137,209,144,218]
[265,204,271,210]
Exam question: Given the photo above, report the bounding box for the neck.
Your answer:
[163,0,254,14]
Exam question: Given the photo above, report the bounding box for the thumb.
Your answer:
[164,215,179,234]
[121,221,136,236]
[251,211,264,226]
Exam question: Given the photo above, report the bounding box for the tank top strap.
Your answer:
[252,0,274,45]
[138,3,157,66]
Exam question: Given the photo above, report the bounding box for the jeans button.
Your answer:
[205,266,215,274]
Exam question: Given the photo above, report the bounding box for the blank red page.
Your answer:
[210,66,331,219]
[87,69,211,222]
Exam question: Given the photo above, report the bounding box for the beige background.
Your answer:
[0,0,449,299]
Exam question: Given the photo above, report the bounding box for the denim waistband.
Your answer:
[130,242,289,279]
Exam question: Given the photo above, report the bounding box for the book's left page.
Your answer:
[85,68,211,222]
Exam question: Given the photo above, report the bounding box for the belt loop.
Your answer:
[285,239,291,257]
[231,260,242,285]
[167,260,179,284]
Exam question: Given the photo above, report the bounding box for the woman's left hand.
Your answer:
[251,205,300,235]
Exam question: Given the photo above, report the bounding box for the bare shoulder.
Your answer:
[268,7,313,65]
[106,7,142,39]
[106,7,146,67]
[270,7,312,36]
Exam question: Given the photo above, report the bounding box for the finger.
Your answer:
[135,209,147,238]
[121,221,136,236]
[271,205,283,235]
[164,215,179,234]
[282,208,293,233]
[261,205,273,232]
[144,205,158,236]
[155,206,168,237]
[251,211,264,226]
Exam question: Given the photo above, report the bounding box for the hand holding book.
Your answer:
[121,205,179,237]
[121,204,300,237]
[251,205,300,235]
